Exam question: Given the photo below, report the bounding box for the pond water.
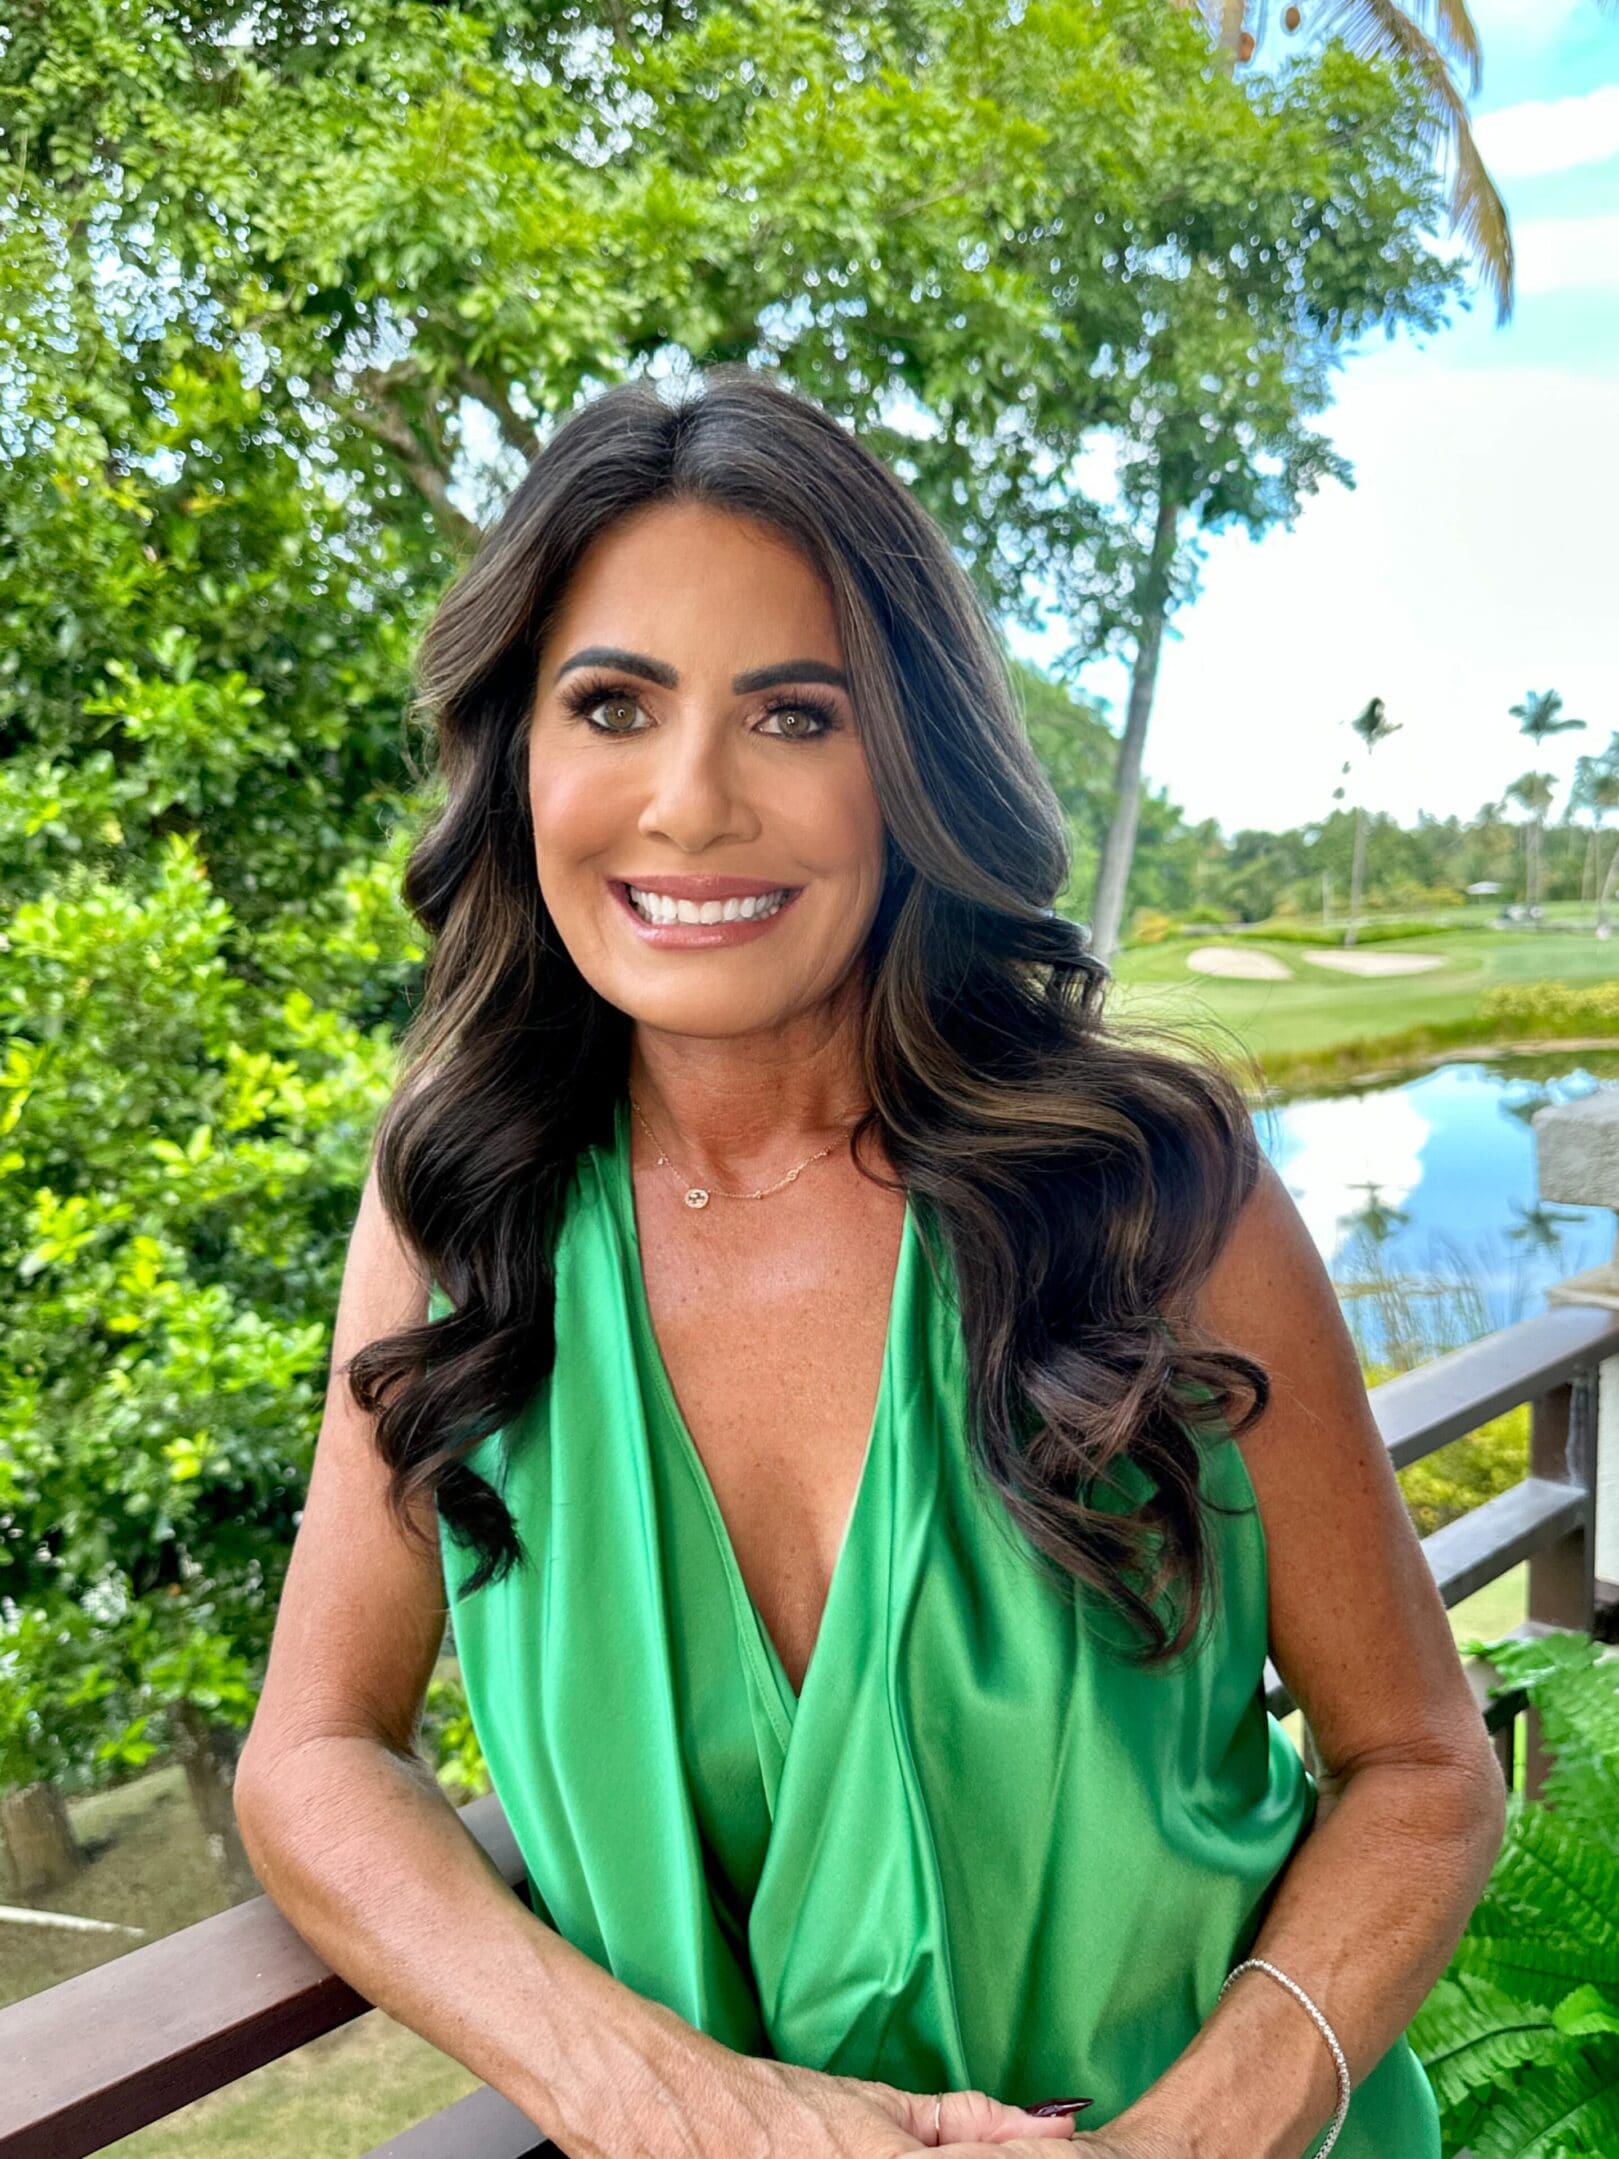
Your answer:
[1255,1051,1619,1368]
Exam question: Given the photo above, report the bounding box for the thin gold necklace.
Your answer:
[629,1092,843,1211]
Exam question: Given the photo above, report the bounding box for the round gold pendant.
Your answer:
[684,1187,710,1209]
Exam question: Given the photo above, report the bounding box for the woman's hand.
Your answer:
[936,2128,1189,2158]
[685,2052,1090,2154]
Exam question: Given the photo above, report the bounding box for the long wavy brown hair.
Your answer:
[348,363,1271,1669]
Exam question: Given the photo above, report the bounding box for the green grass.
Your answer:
[1446,1562,1530,1657]
[1108,923,1619,1084]
[0,1764,229,2014]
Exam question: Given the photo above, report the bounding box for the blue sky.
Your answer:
[1006,0,1619,840]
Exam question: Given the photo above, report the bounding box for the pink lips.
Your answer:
[609,877,804,948]
[617,872,799,901]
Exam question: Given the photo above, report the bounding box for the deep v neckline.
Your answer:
[609,1091,912,1739]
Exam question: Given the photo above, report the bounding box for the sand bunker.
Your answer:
[1184,945,1295,981]
[1298,949,1445,976]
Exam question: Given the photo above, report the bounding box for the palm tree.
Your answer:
[1569,733,1619,935]
[1512,687,1587,760]
[1343,1180,1413,1246]
[1599,811,1619,941]
[1567,756,1600,905]
[1568,749,1619,906]
[1505,770,1557,918]
[1591,747,1619,943]
[1331,695,1401,946]
[1506,1199,1587,1257]
[1175,0,1619,326]
[1508,689,1586,921]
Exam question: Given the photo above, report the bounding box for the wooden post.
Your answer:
[1524,1372,1597,1798]
[1489,1716,1515,1792]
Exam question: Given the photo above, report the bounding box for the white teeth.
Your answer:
[626,885,790,926]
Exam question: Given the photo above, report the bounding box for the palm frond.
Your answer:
[1311,0,1482,91]
[1448,119,1513,324]
[1290,0,1513,321]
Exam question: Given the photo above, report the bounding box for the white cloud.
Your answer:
[1476,83,1619,176]
[1268,1088,1431,1268]
[1512,211,1619,294]
[1020,365,1619,836]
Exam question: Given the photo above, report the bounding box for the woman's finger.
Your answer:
[932,2089,1087,2144]
[935,2142,1139,2157]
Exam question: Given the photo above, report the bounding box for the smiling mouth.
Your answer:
[621,883,800,926]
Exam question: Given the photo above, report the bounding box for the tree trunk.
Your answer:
[1597,833,1619,938]
[1,1779,85,1897]
[1216,0,1247,61]
[1346,806,1368,948]
[1531,817,1544,919]
[1088,484,1179,964]
[169,1702,260,1902]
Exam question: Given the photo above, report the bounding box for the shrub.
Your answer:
[1480,982,1619,1035]
[1126,908,1176,945]
[1410,1629,1619,2155]
[424,1664,491,1805]
[1242,916,1456,946]
[1396,1411,1528,1541]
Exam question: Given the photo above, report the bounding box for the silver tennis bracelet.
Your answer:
[1217,1957,1352,2156]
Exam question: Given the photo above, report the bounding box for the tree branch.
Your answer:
[311,368,481,551]
[451,361,543,464]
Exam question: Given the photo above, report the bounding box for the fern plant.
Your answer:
[1409,1628,1619,2156]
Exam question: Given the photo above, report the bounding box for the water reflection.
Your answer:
[1255,1056,1619,1366]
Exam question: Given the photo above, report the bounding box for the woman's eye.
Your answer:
[757,703,832,739]
[564,688,834,738]
[582,693,645,733]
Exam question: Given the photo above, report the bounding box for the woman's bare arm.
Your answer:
[1113,1160,1507,2159]
[232,1160,729,2157]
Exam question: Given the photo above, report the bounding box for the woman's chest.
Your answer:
[634,1182,909,1697]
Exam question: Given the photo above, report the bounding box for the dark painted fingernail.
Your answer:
[1027,2096,1094,2115]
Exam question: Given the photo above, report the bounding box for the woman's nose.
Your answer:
[637,724,757,851]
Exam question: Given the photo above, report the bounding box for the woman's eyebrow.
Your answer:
[552,646,850,694]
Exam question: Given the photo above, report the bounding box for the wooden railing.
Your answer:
[5,1300,1617,2159]
[1263,1299,1618,1798]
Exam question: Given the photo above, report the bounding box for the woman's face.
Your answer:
[528,499,889,1041]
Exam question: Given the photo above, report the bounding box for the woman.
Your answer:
[235,367,1505,2158]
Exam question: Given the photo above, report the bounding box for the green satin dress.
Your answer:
[433,1092,1442,2154]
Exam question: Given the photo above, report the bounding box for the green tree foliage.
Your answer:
[1,0,1468,1825]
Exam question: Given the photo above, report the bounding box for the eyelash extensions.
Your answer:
[556,674,843,741]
